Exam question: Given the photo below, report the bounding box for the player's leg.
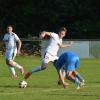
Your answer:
[24,52,51,79]
[5,49,24,75]
[73,58,85,84]
[29,52,51,73]
[72,71,85,86]
[24,64,47,79]
[6,60,24,75]
[12,48,24,74]
[5,49,17,77]
[12,61,24,74]
[66,71,81,89]
[8,65,17,78]
[65,57,81,89]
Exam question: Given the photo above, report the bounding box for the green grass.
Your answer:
[0,56,100,100]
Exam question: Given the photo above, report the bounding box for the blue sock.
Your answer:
[75,77,80,86]
[30,66,45,74]
[75,73,84,82]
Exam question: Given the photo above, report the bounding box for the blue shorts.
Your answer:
[64,56,79,71]
[5,48,14,60]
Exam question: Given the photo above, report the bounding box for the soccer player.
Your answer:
[3,25,24,78]
[54,51,85,89]
[25,27,73,79]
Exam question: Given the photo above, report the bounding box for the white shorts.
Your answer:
[42,51,58,64]
[5,48,14,60]
[14,48,17,55]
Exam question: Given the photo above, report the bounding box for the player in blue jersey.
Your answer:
[3,25,24,78]
[54,51,85,89]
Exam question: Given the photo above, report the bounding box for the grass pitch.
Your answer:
[0,56,100,100]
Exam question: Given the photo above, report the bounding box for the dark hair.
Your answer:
[59,27,67,33]
[7,25,13,28]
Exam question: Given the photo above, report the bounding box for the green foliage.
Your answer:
[0,0,100,38]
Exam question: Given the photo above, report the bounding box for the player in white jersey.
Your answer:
[25,27,73,79]
[3,25,24,78]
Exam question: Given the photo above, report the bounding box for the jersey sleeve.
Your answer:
[50,32,57,38]
[14,34,20,41]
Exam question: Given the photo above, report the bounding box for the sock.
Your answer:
[75,73,84,82]
[66,75,75,83]
[75,77,80,86]
[8,66,16,76]
[30,66,44,74]
[13,62,22,69]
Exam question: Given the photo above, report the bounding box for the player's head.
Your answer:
[58,27,67,38]
[7,25,13,33]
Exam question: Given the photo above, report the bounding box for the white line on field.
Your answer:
[0,84,100,95]
[0,88,65,95]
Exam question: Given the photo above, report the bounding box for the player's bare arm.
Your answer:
[39,31,52,39]
[58,41,73,48]
[17,39,22,54]
[58,69,69,88]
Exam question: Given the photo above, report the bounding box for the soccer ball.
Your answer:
[19,80,27,88]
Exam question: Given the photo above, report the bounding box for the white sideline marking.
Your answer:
[0,84,100,95]
[0,88,65,95]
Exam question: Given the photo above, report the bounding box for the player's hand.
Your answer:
[62,82,69,88]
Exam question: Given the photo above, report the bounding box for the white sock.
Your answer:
[8,66,16,76]
[13,62,22,69]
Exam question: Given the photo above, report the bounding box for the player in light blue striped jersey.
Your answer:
[3,25,24,78]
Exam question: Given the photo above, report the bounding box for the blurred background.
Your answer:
[0,0,100,39]
[0,0,100,57]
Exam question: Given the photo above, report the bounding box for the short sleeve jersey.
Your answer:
[3,32,20,50]
[46,32,62,56]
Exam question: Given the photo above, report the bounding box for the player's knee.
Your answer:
[66,75,71,80]
[42,62,48,68]
[6,60,13,65]
[41,66,46,70]
[72,71,76,76]
[67,71,73,77]
[41,63,47,70]
[6,60,10,65]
